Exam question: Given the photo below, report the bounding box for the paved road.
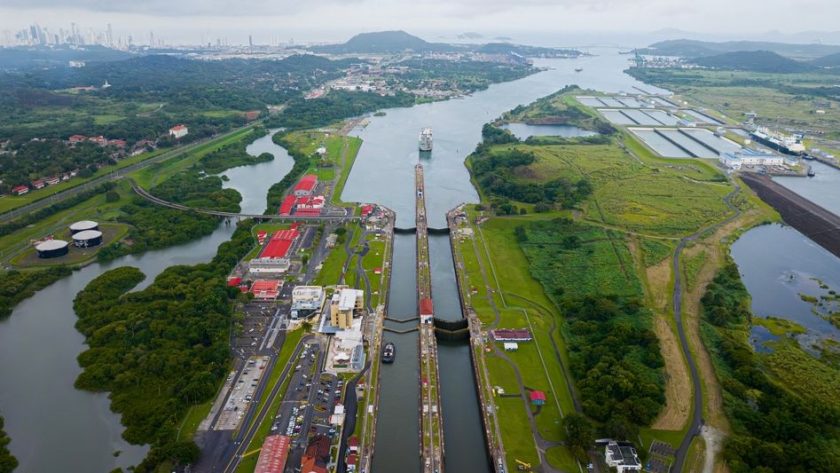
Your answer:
[0,125,256,223]
[671,185,741,473]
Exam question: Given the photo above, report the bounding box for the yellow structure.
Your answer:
[329,287,364,329]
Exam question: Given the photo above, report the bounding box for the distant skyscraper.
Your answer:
[106,23,113,47]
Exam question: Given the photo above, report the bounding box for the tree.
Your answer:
[564,413,595,461]
[105,190,120,202]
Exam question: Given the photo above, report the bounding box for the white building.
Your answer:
[169,124,189,139]
[605,441,641,473]
[291,286,326,319]
[248,257,291,276]
[720,150,785,170]
[330,288,365,329]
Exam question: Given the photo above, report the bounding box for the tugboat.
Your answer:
[419,128,433,152]
[382,342,395,363]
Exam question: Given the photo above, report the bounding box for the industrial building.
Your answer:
[291,286,326,319]
[72,229,103,248]
[249,257,291,275]
[293,174,318,197]
[254,435,291,473]
[261,227,300,259]
[250,280,282,300]
[329,288,364,329]
[605,441,642,473]
[36,239,69,258]
[720,149,785,170]
[69,220,99,235]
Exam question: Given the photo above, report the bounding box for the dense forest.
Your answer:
[198,126,271,174]
[701,262,840,472]
[268,90,415,129]
[0,140,114,191]
[561,296,665,433]
[74,221,256,472]
[98,172,240,261]
[0,416,17,473]
[0,267,72,319]
[469,145,592,209]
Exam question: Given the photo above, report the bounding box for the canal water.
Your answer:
[0,131,293,472]
[732,161,840,349]
[342,50,668,472]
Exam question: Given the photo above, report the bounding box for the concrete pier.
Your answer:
[416,164,445,473]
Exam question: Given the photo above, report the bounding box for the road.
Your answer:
[220,334,314,473]
[671,185,741,473]
[0,125,257,223]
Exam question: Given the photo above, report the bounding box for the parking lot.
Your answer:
[215,356,269,430]
[264,340,345,471]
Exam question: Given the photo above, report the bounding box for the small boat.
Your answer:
[808,166,816,177]
[575,67,583,72]
[382,342,395,363]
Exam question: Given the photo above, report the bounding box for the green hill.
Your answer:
[692,50,814,73]
[811,52,840,68]
[641,39,840,60]
[310,30,455,54]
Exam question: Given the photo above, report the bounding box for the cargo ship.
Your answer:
[382,342,395,363]
[419,128,433,152]
[750,127,805,156]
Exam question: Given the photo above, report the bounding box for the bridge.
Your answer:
[415,164,445,473]
[130,180,359,223]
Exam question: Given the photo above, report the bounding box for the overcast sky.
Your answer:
[2,0,839,46]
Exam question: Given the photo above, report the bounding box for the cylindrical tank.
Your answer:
[36,239,69,258]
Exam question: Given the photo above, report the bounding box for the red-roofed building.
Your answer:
[491,329,533,342]
[347,436,359,453]
[45,176,60,185]
[300,434,330,473]
[360,204,374,217]
[108,139,127,149]
[227,277,242,287]
[260,228,300,259]
[169,124,189,139]
[68,134,87,144]
[31,179,45,189]
[256,231,268,245]
[88,135,108,146]
[293,174,318,197]
[245,110,261,121]
[251,280,282,300]
[420,298,434,323]
[279,195,297,216]
[255,435,290,473]
[530,390,546,406]
[11,185,29,196]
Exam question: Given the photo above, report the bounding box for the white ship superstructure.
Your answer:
[419,127,433,152]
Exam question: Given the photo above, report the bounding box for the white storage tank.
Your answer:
[36,239,69,258]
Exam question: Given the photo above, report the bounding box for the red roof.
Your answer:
[420,298,434,316]
[360,204,374,217]
[251,280,282,299]
[260,228,299,259]
[68,134,87,143]
[294,174,318,193]
[227,277,242,287]
[255,435,290,473]
[279,195,297,216]
[256,231,268,244]
[492,329,533,341]
[170,124,187,132]
[529,390,546,402]
[346,453,358,465]
[348,436,359,447]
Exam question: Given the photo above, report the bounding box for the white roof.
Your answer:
[337,288,361,311]
[503,342,519,350]
[69,220,98,231]
[73,230,103,240]
[36,239,68,251]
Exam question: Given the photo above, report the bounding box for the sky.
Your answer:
[1,0,840,46]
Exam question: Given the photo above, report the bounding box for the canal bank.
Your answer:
[0,130,294,472]
[341,51,668,472]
